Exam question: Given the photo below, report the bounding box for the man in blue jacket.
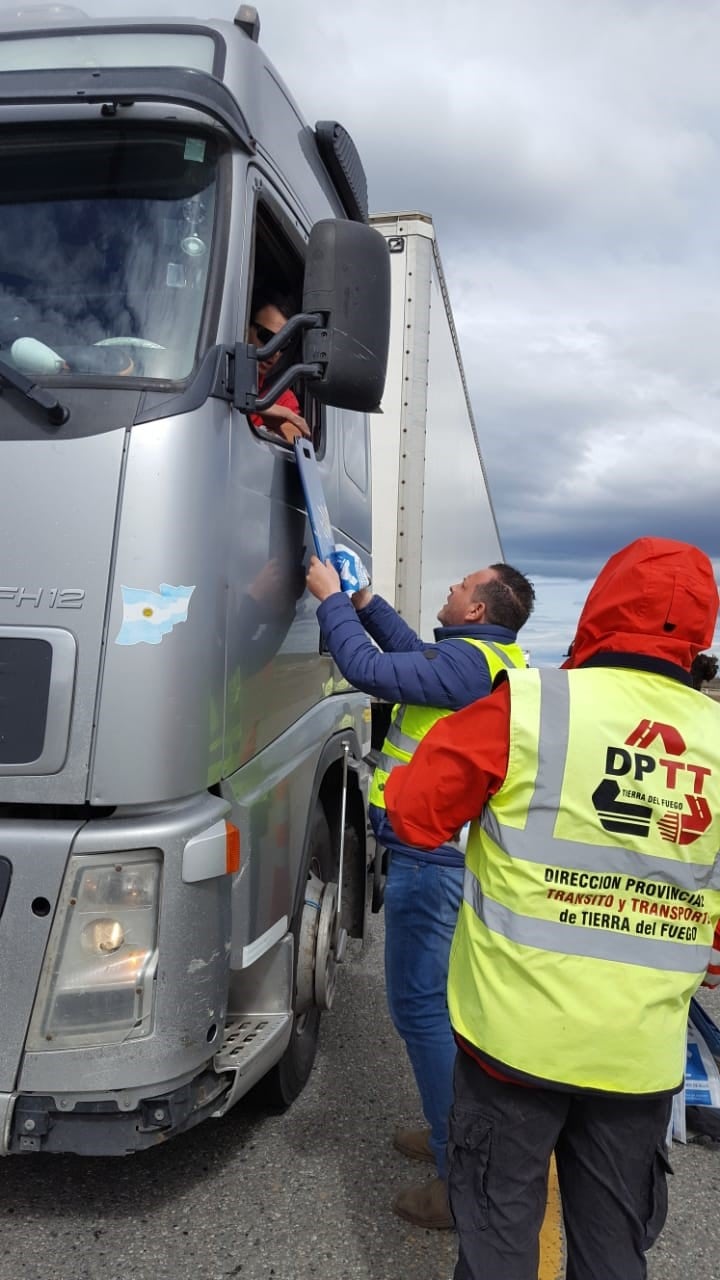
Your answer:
[307,556,534,1229]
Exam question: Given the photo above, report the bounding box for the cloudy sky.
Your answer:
[254,0,720,663]
[17,0,719,662]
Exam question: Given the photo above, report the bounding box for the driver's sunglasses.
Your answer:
[252,322,280,346]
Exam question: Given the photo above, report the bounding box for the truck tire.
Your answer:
[255,803,335,1109]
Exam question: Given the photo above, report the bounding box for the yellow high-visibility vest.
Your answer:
[449,666,720,1094]
[369,638,526,812]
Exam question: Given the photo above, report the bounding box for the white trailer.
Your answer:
[369,212,503,636]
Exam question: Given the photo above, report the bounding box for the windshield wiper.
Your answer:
[0,357,70,429]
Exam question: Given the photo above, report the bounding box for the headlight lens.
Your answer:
[80,918,125,954]
[27,851,161,1050]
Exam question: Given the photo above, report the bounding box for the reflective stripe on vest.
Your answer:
[385,718,417,756]
[448,665,720,1094]
[368,637,526,813]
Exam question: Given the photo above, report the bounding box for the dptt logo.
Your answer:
[591,719,712,845]
[625,720,685,755]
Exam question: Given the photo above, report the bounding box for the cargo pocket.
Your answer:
[447,1105,492,1235]
[644,1144,674,1250]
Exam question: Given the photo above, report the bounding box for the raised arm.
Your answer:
[314,591,494,707]
[354,594,425,653]
[308,555,425,653]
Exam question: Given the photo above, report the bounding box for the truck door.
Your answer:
[222,174,335,776]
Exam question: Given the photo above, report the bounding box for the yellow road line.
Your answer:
[538,1155,565,1280]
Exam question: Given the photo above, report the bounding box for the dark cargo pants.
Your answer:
[448,1049,673,1280]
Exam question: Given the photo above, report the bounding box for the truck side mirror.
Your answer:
[301,220,390,413]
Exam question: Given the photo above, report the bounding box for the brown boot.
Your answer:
[393,1126,434,1163]
[392,1176,454,1230]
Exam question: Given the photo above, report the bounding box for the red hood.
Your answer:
[564,537,719,671]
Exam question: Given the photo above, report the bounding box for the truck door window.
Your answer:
[246,200,323,452]
[0,126,223,383]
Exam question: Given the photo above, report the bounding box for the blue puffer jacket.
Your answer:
[316,592,521,864]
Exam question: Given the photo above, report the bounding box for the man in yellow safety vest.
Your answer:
[307,554,534,1228]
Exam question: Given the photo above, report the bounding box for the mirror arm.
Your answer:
[254,311,324,362]
[254,361,323,411]
[231,314,327,412]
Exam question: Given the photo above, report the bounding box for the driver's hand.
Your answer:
[277,419,309,444]
[258,404,311,442]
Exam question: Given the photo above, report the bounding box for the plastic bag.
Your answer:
[330,543,370,595]
[671,998,720,1143]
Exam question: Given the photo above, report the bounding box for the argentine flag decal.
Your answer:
[115,584,195,646]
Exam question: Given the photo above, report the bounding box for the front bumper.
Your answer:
[6,1067,230,1155]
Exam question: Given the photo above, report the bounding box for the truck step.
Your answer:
[214,1013,292,1078]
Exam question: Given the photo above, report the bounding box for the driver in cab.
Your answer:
[247,291,311,445]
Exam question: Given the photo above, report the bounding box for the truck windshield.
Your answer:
[0,126,221,383]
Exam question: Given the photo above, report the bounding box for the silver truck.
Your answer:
[0,2,390,1153]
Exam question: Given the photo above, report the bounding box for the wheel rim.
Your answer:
[314,881,343,1010]
[296,875,345,1015]
[296,871,323,1017]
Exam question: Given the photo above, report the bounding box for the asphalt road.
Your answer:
[0,916,718,1280]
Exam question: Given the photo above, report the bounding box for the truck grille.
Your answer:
[0,636,52,764]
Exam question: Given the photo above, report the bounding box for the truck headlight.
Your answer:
[27,851,161,1050]
[81,918,125,954]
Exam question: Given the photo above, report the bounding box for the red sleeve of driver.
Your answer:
[250,386,301,428]
[384,682,511,849]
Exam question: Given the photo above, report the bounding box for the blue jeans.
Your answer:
[384,851,463,1180]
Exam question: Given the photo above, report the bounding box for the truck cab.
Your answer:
[0,3,389,1153]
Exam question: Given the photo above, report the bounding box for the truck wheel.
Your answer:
[256,803,337,1109]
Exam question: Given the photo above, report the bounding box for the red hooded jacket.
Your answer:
[563,536,718,671]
